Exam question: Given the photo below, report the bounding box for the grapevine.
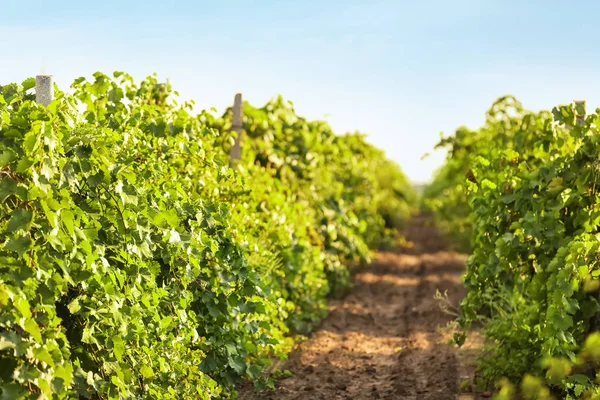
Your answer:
[424,96,600,398]
[0,72,415,399]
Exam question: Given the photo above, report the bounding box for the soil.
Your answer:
[238,215,484,400]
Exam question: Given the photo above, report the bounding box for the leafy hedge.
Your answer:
[0,72,414,399]
[424,96,600,398]
[206,97,416,296]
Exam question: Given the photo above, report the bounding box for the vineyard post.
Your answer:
[36,75,54,106]
[575,100,586,126]
[229,93,243,168]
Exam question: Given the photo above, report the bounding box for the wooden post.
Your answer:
[229,93,243,167]
[575,100,586,126]
[36,75,54,106]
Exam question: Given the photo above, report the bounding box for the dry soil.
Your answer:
[238,215,483,400]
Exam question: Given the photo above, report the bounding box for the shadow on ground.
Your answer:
[237,215,483,400]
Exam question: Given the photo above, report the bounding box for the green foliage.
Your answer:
[426,96,600,398]
[207,96,416,296]
[0,72,414,398]
[422,96,554,252]
[492,333,600,400]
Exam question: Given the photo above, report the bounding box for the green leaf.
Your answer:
[111,375,125,391]
[16,157,34,173]
[61,209,75,236]
[4,235,32,254]
[32,347,54,367]
[0,286,7,308]
[160,316,173,330]
[46,231,66,252]
[112,336,125,362]
[0,149,17,167]
[68,298,81,314]
[140,365,154,378]
[565,374,591,386]
[0,383,27,400]
[228,356,246,375]
[22,77,36,91]
[0,178,17,202]
[225,343,237,356]
[87,171,104,188]
[23,318,42,343]
[81,325,96,344]
[6,209,33,233]
[54,363,74,388]
[0,331,20,351]
[151,209,180,228]
[14,296,32,318]
[22,132,39,154]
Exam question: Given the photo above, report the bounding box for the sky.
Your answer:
[2,0,600,183]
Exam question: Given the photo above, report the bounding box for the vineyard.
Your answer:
[0,72,415,399]
[423,97,600,399]
[0,72,599,400]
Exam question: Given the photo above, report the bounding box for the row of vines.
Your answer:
[423,96,600,399]
[0,72,416,399]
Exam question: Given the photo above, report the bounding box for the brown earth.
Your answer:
[238,215,484,400]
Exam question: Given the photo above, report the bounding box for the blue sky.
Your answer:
[2,0,600,183]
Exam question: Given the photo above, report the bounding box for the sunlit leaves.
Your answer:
[426,97,600,397]
[0,71,412,399]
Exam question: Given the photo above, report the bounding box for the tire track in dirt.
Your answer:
[238,215,470,400]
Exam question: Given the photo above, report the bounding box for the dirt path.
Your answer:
[239,215,480,400]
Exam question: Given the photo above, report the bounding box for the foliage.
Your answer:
[492,332,600,400]
[0,72,414,398]
[207,96,416,295]
[426,95,600,398]
[421,96,551,252]
[420,124,477,252]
